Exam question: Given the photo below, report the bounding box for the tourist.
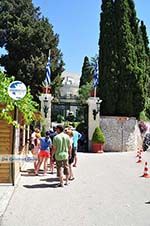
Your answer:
[35,131,52,176]
[51,125,72,187]
[68,126,81,167]
[30,127,40,151]
[65,128,75,180]
[32,133,41,172]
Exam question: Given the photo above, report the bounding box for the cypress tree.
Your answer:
[98,0,118,115]
[140,21,150,56]
[139,21,150,118]
[123,0,149,117]
[114,0,139,115]
[79,56,92,88]
[127,0,138,35]
[99,0,150,117]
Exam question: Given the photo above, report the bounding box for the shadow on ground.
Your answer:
[21,173,36,177]
[145,201,150,204]
[23,183,60,189]
[21,168,56,177]
[40,178,59,182]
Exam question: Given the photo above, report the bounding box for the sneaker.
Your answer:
[69,177,75,181]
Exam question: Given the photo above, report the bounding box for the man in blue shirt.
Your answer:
[69,127,81,167]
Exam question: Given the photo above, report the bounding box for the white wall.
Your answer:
[100,116,143,152]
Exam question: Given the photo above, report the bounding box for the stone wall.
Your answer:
[100,116,143,152]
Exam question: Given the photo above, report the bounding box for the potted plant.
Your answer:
[91,127,105,153]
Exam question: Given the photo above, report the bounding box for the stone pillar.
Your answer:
[39,93,53,131]
[87,97,102,152]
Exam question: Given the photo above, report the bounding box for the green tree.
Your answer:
[114,0,139,115]
[0,0,64,99]
[127,0,139,36]
[140,21,150,56]
[98,0,118,115]
[78,81,92,103]
[79,56,92,88]
[98,0,150,118]
[139,21,150,119]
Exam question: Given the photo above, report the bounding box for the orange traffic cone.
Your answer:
[140,148,143,153]
[141,162,150,178]
[136,148,142,156]
[136,151,140,158]
[136,153,142,163]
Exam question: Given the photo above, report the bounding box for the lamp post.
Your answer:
[93,98,102,120]
[43,97,49,118]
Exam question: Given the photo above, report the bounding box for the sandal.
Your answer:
[69,177,75,181]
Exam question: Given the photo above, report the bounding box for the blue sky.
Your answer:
[1,1,150,75]
[32,0,100,75]
[32,0,150,75]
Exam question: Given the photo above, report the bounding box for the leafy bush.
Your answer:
[139,110,150,121]
[0,71,38,126]
[92,127,105,144]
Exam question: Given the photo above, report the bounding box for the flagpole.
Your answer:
[94,86,96,98]
[46,85,48,95]
[93,61,98,98]
[48,49,51,58]
[46,49,51,94]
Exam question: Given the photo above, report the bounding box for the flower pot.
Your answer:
[92,143,104,153]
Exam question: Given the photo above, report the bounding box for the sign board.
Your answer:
[8,81,27,100]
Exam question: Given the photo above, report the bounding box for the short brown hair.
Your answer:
[56,125,64,132]
[65,129,73,137]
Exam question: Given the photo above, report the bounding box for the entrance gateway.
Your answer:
[51,97,89,152]
[40,94,101,152]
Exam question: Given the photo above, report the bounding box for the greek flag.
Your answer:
[93,62,99,87]
[44,57,51,86]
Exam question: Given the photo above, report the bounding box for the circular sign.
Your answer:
[8,81,27,100]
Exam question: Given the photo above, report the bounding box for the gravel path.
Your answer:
[1,151,150,226]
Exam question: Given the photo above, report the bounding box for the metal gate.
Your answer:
[51,97,89,152]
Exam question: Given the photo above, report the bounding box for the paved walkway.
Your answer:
[1,151,150,226]
[0,185,14,219]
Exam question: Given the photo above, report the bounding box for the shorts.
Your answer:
[56,159,69,176]
[38,150,50,158]
[73,146,77,154]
